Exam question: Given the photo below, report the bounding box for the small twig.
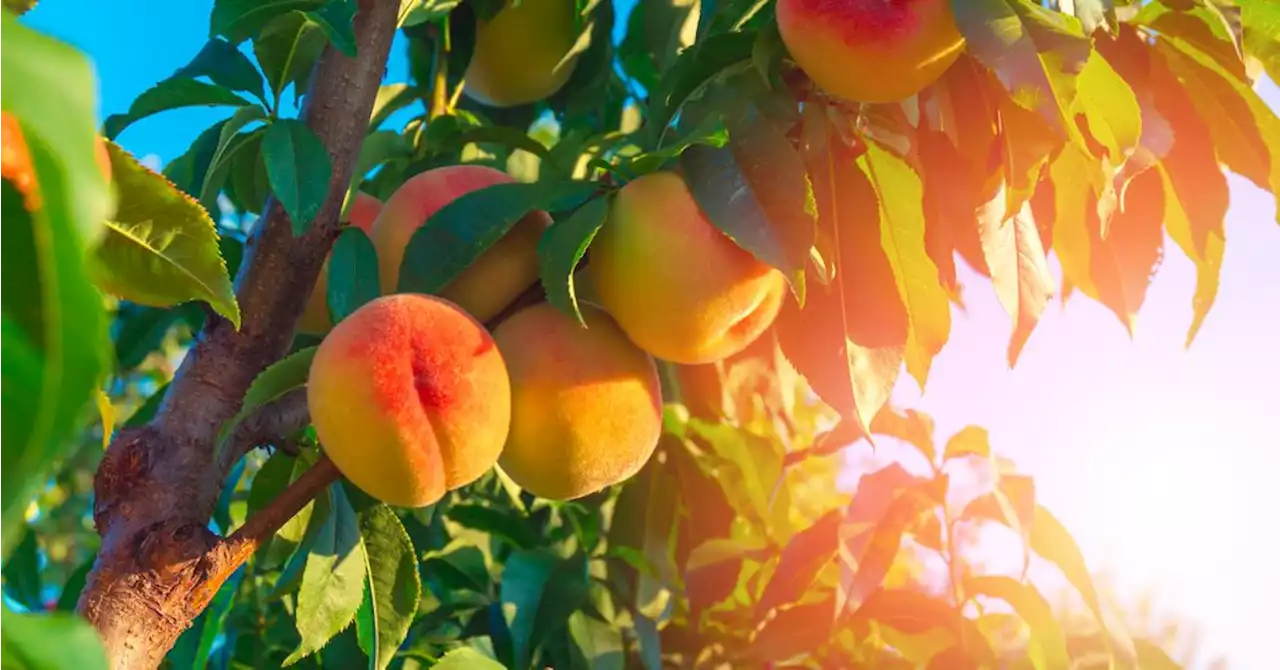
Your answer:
[429,17,451,119]
[193,457,341,607]
[218,389,311,473]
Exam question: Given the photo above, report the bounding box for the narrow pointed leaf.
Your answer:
[359,505,420,670]
[942,425,991,461]
[327,227,380,324]
[285,485,368,666]
[103,78,253,140]
[307,0,357,57]
[211,0,325,44]
[173,38,267,101]
[967,575,1070,670]
[757,510,840,614]
[263,119,332,235]
[979,186,1055,367]
[538,196,610,326]
[216,345,317,449]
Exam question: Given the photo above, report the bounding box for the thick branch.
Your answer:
[79,3,400,668]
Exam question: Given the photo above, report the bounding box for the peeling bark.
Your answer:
[76,3,400,668]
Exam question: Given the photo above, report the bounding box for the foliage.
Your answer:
[3,0,1277,668]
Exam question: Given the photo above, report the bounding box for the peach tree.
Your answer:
[1,0,1275,669]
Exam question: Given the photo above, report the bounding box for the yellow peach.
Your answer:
[307,293,511,507]
[588,171,786,365]
[493,302,662,500]
[370,165,550,323]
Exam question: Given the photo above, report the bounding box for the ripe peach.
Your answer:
[370,165,551,323]
[493,302,662,500]
[307,293,511,507]
[464,0,581,107]
[2,112,112,210]
[297,191,384,335]
[776,0,965,103]
[588,171,786,365]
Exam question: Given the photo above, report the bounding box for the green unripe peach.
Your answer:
[464,0,581,107]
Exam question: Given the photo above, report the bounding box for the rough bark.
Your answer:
[76,2,399,668]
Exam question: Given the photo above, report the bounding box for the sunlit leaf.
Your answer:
[1029,505,1111,643]
[0,606,108,670]
[869,407,937,466]
[749,596,837,663]
[757,511,840,615]
[1238,0,1280,83]
[567,610,624,670]
[359,505,420,670]
[978,185,1055,367]
[216,345,317,451]
[91,142,240,326]
[211,0,325,44]
[538,196,610,326]
[646,31,754,141]
[851,587,958,636]
[943,425,991,461]
[1074,49,1143,167]
[447,503,539,549]
[1064,0,1117,36]
[431,647,506,670]
[839,476,947,614]
[967,575,1070,670]
[284,485,367,665]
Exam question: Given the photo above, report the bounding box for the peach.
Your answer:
[307,293,511,507]
[298,191,384,335]
[370,165,551,323]
[2,112,112,210]
[776,0,965,103]
[464,0,581,107]
[588,171,787,365]
[493,302,662,500]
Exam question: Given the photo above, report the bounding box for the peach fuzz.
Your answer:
[464,0,581,107]
[307,293,511,507]
[297,191,384,335]
[370,165,551,323]
[776,0,965,103]
[588,171,787,365]
[493,302,662,501]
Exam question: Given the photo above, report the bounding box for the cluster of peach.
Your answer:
[305,0,965,507]
[305,166,784,507]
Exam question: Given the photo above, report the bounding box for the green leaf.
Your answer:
[942,425,991,461]
[254,11,329,103]
[173,38,267,102]
[399,0,463,28]
[447,503,539,549]
[680,103,815,292]
[90,142,240,326]
[326,227,380,324]
[1157,33,1280,214]
[216,345,317,451]
[757,510,840,615]
[1137,1,1247,81]
[263,119,333,235]
[776,111,902,435]
[285,485,368,666]
[1074,49,1143,167]
[55,559,93,612]
[397,180,598,295]
[169,570,243,670]
[200,105,270,204]
[103,78,253,140]
[537,196,609,325]
[869,407,937,465]
[647,31,755,142]
[432,647,506,670]
[344,130,412,217]
[967,575,1070,670]
[3,0,36,16]
[1067,0,1117,36]
[838,476,947,614]
[501,550,591,670]
[307,0,358,57]
[1239,0,1280,83]
[619,0,701,92]
[1,19,111,559]
[368,84,421,130]
[0,607,108,670]
[358,505,420,670]
[1029,506,1110,641]
[2,530,42,610]
[211,0,325,43]
[951,0,1092,139]
[567,610,624,670]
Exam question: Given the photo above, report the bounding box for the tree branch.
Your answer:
[79,3,401,667]
[192,457,341,607]
[218,389,310,473]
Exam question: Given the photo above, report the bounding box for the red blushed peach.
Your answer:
[307,293,511,507]
[776,0,965,103]
[588,171,786,365]
[370,165,550,323]
[298,191,384,335]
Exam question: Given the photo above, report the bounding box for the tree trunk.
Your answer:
[75,3,399,667]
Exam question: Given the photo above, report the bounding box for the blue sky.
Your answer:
[25,1,1278,667]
